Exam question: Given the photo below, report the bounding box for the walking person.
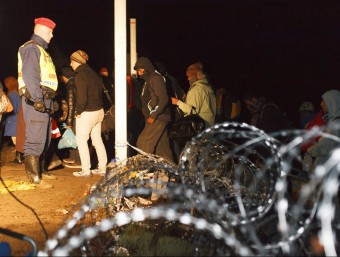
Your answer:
[307,89,340,168]
[171,62,216,128]
[18,17,58,188]
[69,50,107,177]
[171,62,216,153]
[134,57,174,202]
[134,57,174,162]
[59,66,82,169]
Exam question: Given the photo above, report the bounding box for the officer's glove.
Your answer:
[34,100,46,113]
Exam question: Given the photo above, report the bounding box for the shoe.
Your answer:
[64,162,82,169]
[35,180,54,189]
[42,172,58,180]
[73,170,92,177]
[91,169,106,176]
[47,160,63,171]
[63,158,75,164]
[11,151,25,165]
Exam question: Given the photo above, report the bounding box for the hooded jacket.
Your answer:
[134,57,171,121]
[307,90,340,166]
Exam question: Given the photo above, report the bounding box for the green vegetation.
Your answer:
[117,222,197,256]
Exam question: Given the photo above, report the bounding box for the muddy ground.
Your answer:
[0,141,102,256]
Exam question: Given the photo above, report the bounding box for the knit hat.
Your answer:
[34,17,56,30]
[186,62,203,78]
[70,50,89,64]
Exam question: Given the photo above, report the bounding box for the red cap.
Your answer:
[34,17,56,30]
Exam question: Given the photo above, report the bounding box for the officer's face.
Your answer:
[41,27,53,44]
[34,24,53,44]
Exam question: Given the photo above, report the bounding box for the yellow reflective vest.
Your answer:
[18,40,58,93]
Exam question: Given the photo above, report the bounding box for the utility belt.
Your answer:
[19,86,56,100]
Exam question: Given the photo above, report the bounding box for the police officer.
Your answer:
[18,17,58,188]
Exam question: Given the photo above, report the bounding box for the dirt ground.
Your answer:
[0,141,103,256]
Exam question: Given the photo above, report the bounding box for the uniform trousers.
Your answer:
[22,97,51,156]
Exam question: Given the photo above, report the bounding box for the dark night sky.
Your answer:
[1,0,340,125]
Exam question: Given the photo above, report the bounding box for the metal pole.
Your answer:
[130,18,137,77]
[114,0,127,161]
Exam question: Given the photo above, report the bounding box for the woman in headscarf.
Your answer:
[307,89,340,168]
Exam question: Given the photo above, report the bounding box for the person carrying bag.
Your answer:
[169,108,205,147]
[170,62,216,148]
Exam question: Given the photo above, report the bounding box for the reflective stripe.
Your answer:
[18,41,58,92]
[51,118,61,138]
[51,128,60,134]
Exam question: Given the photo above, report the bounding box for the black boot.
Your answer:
[40,156,58,180]
[25,155,41,184]
[11,151,25,165]
[25,155,54,188]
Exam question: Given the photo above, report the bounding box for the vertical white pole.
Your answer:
[114,0,127,161]
[130,18,137,77]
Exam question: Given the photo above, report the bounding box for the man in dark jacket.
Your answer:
[70,50,107,177]
[134,57,173,162]
[134,57,174,202]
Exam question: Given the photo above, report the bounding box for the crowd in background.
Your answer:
[0,17,339,198]
[1,56,338,163]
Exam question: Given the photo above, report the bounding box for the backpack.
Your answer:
[101,105,115,134]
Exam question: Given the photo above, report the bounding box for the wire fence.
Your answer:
[39,122,340,256]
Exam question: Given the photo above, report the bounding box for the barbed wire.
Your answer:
[38,122,340,256]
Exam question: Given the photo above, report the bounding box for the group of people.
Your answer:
[2,16,218,192]
[1,16,339,195]
[2,17,109,189]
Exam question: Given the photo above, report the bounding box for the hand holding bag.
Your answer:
[170,113,206,146]
[58,128,77,149]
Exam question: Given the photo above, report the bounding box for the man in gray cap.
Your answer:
[70,50,108,177]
